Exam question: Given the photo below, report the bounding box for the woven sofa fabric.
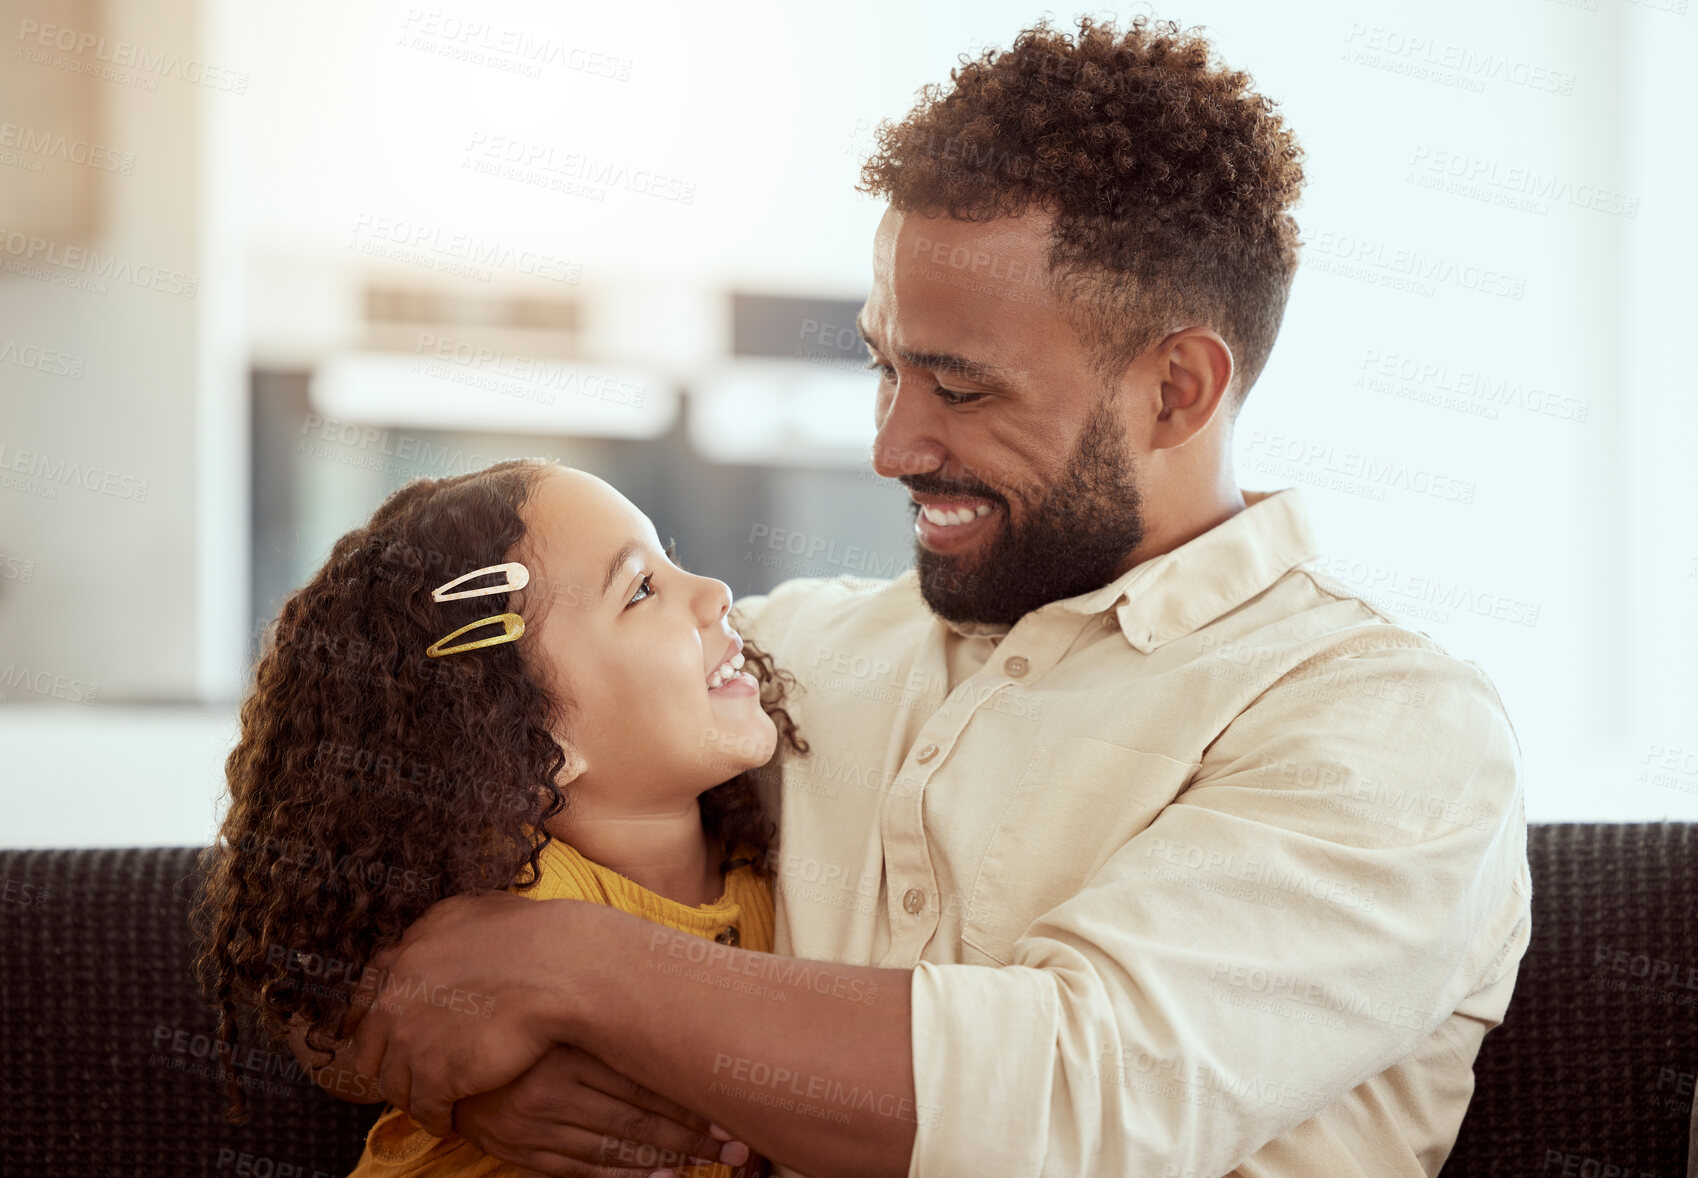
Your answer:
[0,846,377,1178]
[2,829,1695,1175]
[1441,822,1698,1178]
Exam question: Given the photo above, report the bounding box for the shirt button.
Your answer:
[902,888,926,914]
[915,743,938,763]
[1004,655,1029,678]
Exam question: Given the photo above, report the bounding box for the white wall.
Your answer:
[3,0,1694,848]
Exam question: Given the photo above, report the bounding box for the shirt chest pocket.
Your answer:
[961,735,1195,965]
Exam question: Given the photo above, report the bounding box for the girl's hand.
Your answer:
[453,1044,753,1178]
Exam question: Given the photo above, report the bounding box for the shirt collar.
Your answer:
[934,487,1320,653]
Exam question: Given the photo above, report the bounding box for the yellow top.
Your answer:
[347,836,774,1178]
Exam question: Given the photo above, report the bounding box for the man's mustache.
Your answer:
[899,475,1008,508]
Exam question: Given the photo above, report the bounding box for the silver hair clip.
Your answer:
[430,561,530,602]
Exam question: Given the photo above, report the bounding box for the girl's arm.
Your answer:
[288,1012,752,1171]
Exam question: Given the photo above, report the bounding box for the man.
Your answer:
[326,15,1531,1176]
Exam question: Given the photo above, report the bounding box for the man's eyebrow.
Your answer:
[601,540,639,603]
[855,316,1013,386]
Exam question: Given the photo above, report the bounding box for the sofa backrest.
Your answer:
[0,846,376,1177]
[2,826,1694,1176]
[1441,822,1696,1177]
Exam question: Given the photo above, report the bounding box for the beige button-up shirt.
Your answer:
[732,486,1531,1178]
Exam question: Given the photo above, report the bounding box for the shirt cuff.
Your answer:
[908,961,1059,1178]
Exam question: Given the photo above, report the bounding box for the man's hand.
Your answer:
[287,1015,385,1104]
[454,1043,755,1177]
[346,891,581,1135]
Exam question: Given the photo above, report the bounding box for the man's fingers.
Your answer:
[377,1052,416,1131]
[502,1137,682,1178]
[580,1054,717,1135]
[572,1089,738,1169]
[413,1082,456,1140]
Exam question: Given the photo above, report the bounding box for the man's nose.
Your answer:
[870,386,947,481]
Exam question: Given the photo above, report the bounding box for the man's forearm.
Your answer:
[545,900,918,1178]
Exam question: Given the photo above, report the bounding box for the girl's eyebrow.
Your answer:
[600,541,640,602]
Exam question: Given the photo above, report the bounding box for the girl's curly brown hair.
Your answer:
[190,457,807,1120]
[857,13,1307,411]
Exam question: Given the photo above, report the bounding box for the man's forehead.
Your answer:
[864,207,1064,366]
[875,206,1056,271]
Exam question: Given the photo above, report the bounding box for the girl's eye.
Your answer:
[627,572,655,608]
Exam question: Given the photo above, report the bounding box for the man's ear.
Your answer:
[1150,326,1234,443]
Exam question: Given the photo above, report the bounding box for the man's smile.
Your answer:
[908,491,1002,552]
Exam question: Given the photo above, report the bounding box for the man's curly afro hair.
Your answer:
[857,13,1307,412]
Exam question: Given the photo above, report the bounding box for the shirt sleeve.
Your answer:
[906,636,1532,1177]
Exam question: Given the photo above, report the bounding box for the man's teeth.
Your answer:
[921,503,994,527]
[708,651,746,689]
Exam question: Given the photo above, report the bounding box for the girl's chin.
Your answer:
[690,718,778,780]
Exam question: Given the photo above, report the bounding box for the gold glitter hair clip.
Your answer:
[426,562,529,658]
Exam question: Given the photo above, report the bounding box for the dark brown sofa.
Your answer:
[2,824,1693,1177]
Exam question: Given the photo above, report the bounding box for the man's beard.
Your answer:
[906,398,1145,628]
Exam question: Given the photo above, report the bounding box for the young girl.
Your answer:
[193,458,807,1178]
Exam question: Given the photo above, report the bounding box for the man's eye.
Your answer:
[936,387,985,406]
[863,358,983,405]
[627,572,655,607]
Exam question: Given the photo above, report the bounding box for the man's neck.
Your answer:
[546,804,723,908]
[1112,478,1247,580]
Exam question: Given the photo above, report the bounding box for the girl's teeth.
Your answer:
[709,652,747,689]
